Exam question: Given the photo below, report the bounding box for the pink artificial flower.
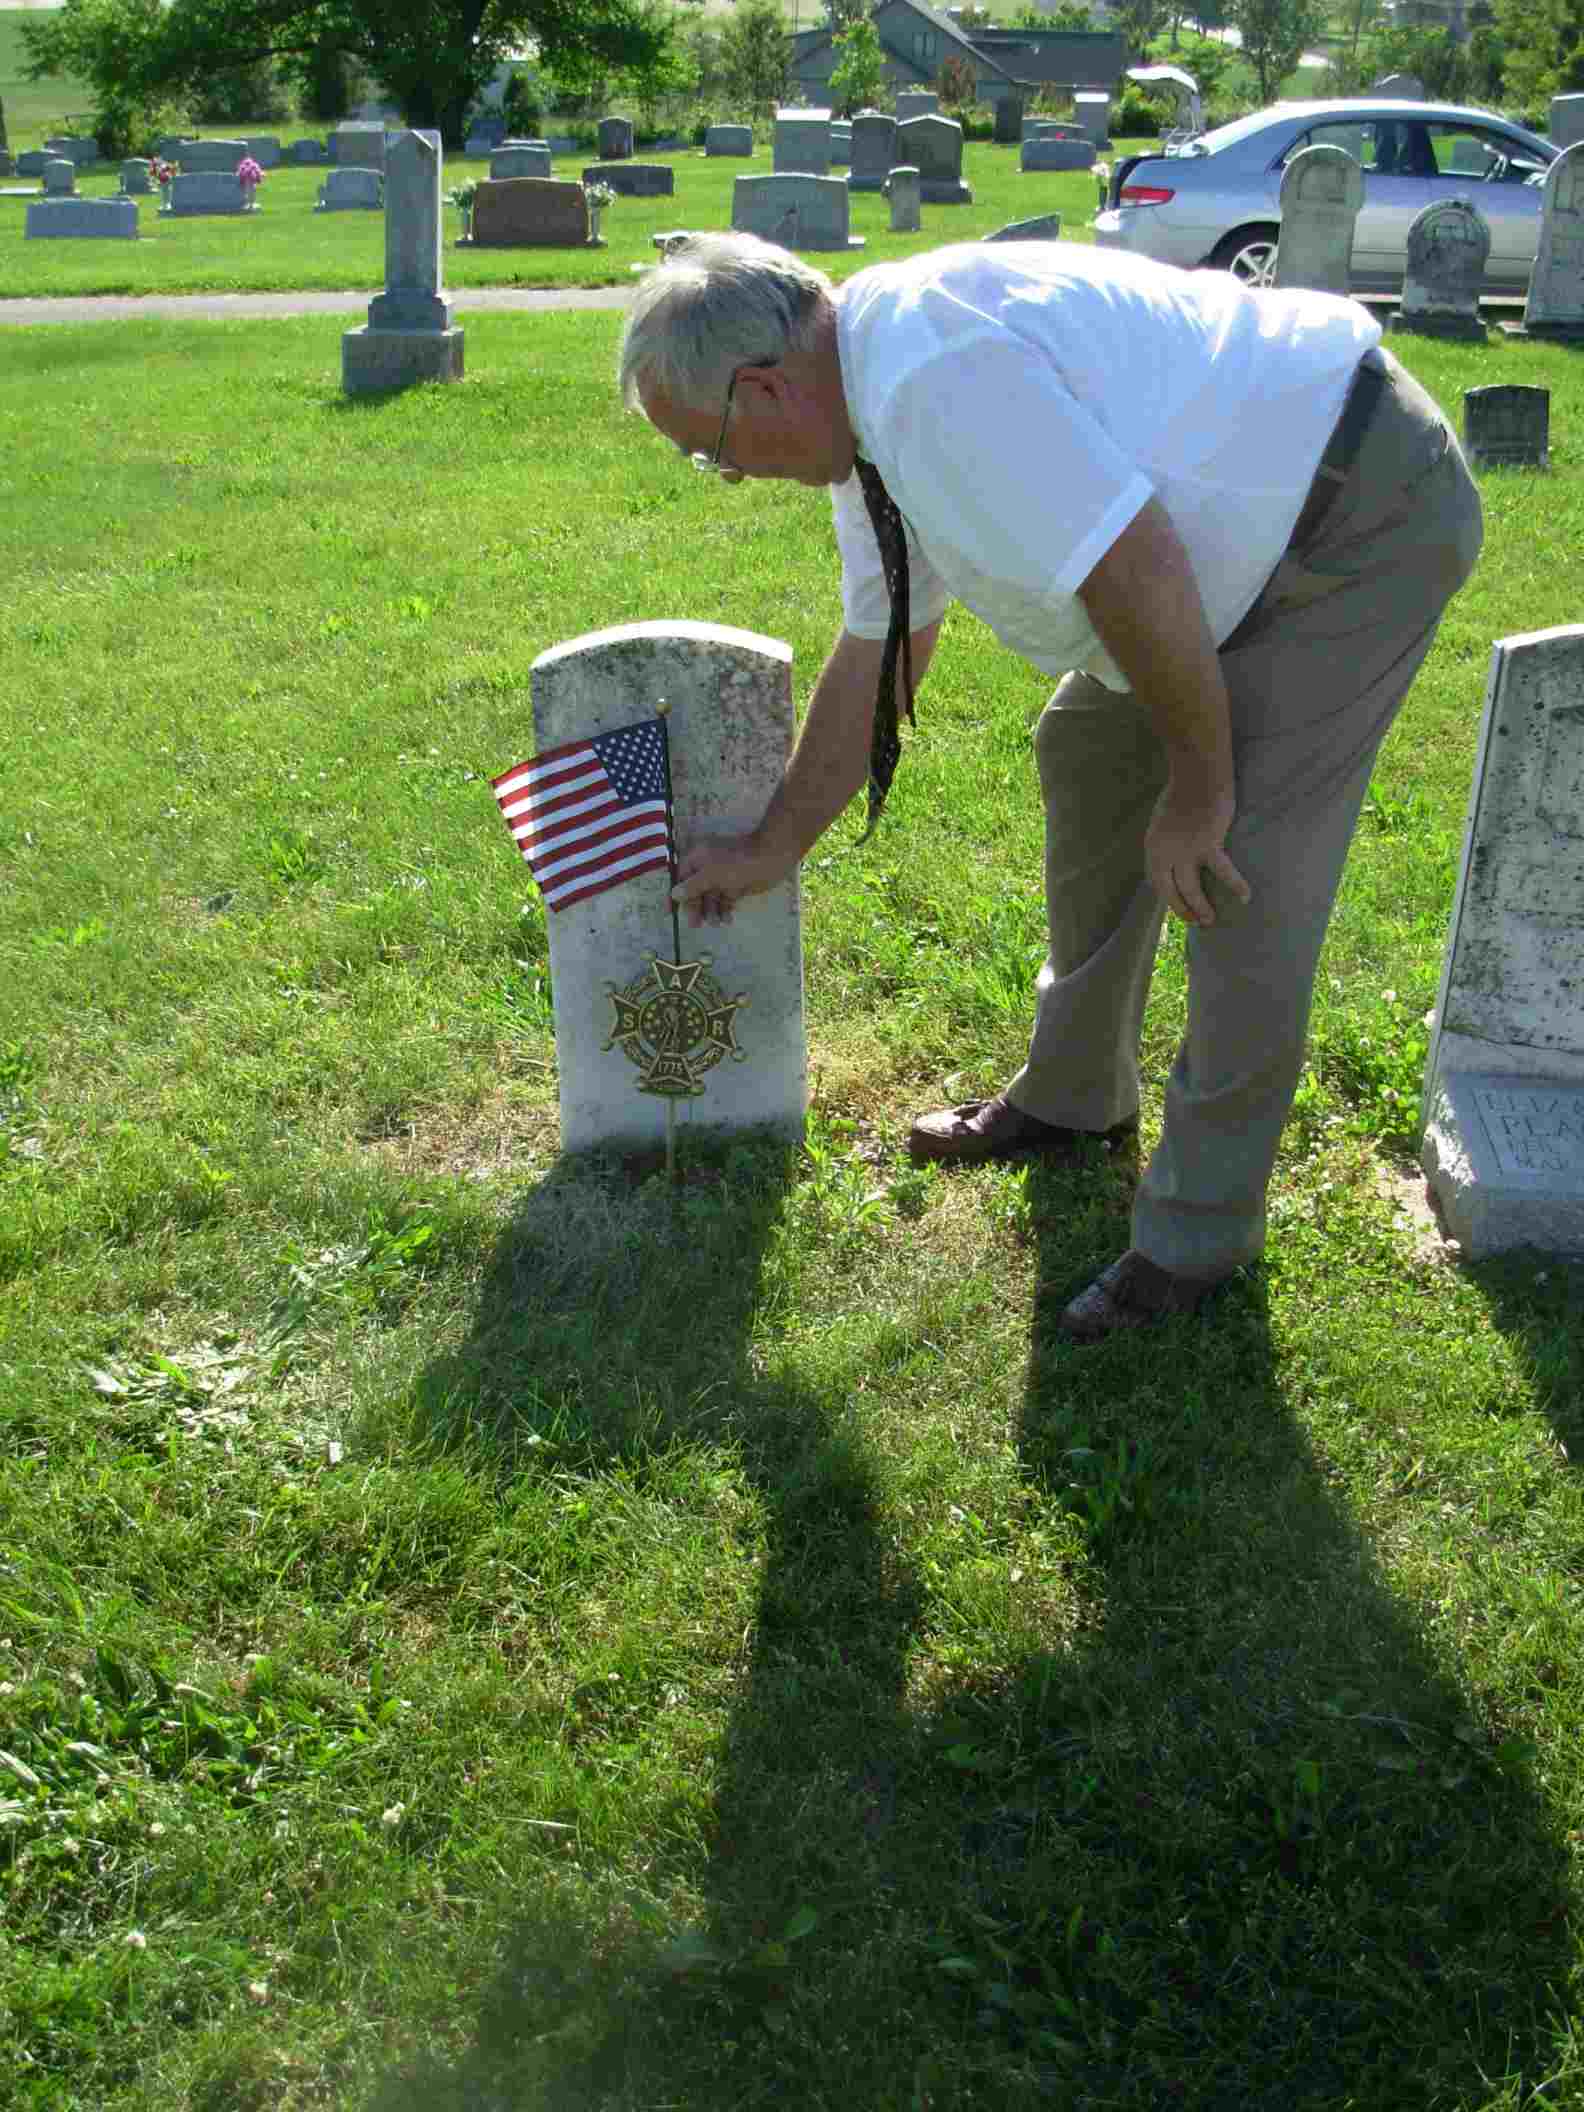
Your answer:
[236,157,265,187]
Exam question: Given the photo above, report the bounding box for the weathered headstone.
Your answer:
[580,161,674,197]
[46,135,97,166]
[896,115,970,203]
[1273,143,1363,295]
[492,143,552,179]
[178,138,250,174]
[1389,196,1489,339]
[774,108,832,177]
[164,171,252,216]
[41,157,75,196]
[731,172,862,250]
[120,158,154,195]
[1551,94,1584,151]
[331,122,388,172]
[343,129,463,394]
[17,151,51,179]
[886,165,921,233]
[1371,72,1424,98]
[1521,144,1584,338]
[289,138,330,165]
[1463,385,1549,469]
[1074,92,1111,147]
[26,197,138,239]
[244,136,283,168]
[1422,625,1584,1256]
[470,177,590,246]
[896,92,939,123]
[849,111,896,193]
[155,135,198,159]
[705,124,753,157]
[995,95,1023,145]
[1021,137,1095,172]
[831,120,852,167]
[985,212,1062,242]
[528,620,806,1153]
[316,166,383,210]
[598,115,635,160]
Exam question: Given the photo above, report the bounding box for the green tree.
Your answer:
[1495,0,1583,108]
[1113,0,1170,63]
[822,0,872,29]
[720,0,790,118]
[19,0,185,156]
[827,17,886,113]
[1017,2,1093,20]
[1226,0,1324,101]
[22,0,673,147]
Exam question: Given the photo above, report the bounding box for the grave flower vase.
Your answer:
[589,205,603,241]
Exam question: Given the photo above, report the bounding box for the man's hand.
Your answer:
[1145,782,1251,927]
[672,835,795,926]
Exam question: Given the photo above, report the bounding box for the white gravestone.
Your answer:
[528,621,806,1153]
[1389,196,1489,339]
[1274,144,1363,295]
[731,173,863,251]
[774,109,833,177]
[886,165,921,233]
[1550,95,1584,150]
[343,129,463,393]
[1422,626,1584,1255]
[1523,144,1584,338]
[316,166,383,210]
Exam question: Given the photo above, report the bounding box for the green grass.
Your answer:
[0,139,1114,298]
[3,305,1584,2111]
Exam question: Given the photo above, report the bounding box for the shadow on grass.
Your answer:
[373,1138,1572,2112]
[1462,1248,1584,1459]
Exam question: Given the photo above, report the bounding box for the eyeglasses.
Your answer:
[690,368,747,483]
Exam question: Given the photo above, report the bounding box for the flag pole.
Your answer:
[656,700,681,1187]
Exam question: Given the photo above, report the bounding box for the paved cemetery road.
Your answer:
[0,286,635,326]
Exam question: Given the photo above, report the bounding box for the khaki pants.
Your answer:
[1006,348,1484,1278]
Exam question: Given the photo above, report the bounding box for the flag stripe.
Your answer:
[515,795,666,853]
[537,816,670,883]
[544,845,671,909]
[516,800,668,859]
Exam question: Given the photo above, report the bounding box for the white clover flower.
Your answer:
[381,1803,405,1828]
[124,1929,148,1950]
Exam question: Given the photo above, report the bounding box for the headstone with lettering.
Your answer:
[1273,143,1363,295]
[120,158,154,195]
[1021,137,1095,172]
[1389,196,1489,339]
[731,172,862,250]
[343,129,463,393]
[1552,95,1584,152]
[1422,626,1584,1256]
[896,92,939,123]
[706,125,753,157]
[178,138,250,174]
[26,197,138,239]
[1463,385,1549,469]
[580,161,674,197]
[995,95,1023,145]
[886,165,921,233]
[1074,92,1111,147]
[896,115,970,203]
[470,176,591,246]
[527,620,806,1153]
[492,143,552,180]
[331,122,388,172]
[163,171,253,215]
[41,157,76,196]
[774,108,832,177]
[1522,144,1584,338]
[849,111,896,192]
[598,115,635,160]
[316,166,383,210]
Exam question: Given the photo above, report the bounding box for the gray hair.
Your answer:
[618,232,834,414]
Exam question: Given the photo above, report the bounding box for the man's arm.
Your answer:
[1077,496,1251,928]
[673,620,942,924]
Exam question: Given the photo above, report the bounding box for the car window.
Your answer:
[1190,109,1287,155]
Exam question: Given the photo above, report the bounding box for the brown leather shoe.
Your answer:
[1058,1249,1230,1343]
[908,1093,1137,1168]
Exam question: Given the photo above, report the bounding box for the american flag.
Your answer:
[492,717,672,913]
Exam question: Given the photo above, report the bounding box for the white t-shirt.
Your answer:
[831,242,1382,691]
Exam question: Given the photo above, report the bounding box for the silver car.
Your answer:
[1093,98,1556,296]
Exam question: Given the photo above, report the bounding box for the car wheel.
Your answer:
[1210,227,1280,286]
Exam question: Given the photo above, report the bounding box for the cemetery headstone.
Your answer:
[896,115,970,203]
[470,176,591,246]
[1463,385,1549,469]
[1551,94,1584,151]
[1389,196,1489,339]
[178,137,250,174]
[331,122,388,171]
[343,129,464,393]
[1074,92,1111,147]
[492,143,552,179]
[732,172,862,250]
[288,138,330,165]
[598,115,635,160]
[896,92,940,123]
[46,135,97,166]
[580,161,674,197]
[1521,144,1584,338]
[1371,72,1425,97]
[155,135,198,159]
[465,114,507,155]
[41,157,76,196]
[316,166,383,210]
[1021,137,1095,172]
[244,137,283,168]
[984,212,1062,242]
[120,158,154,195]
[849,111,896,192]
[774,108,833,177]
[1421,625,1584,1256]
[17,151,51,179]
[995,96,1023,145]
[886,165,921,233]
[831,121,852,167]
[1273,143,1363,295]
[164,171,252,216]
[705,125,753,157]
[528,620,806,1152]
[26,196,138,239]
